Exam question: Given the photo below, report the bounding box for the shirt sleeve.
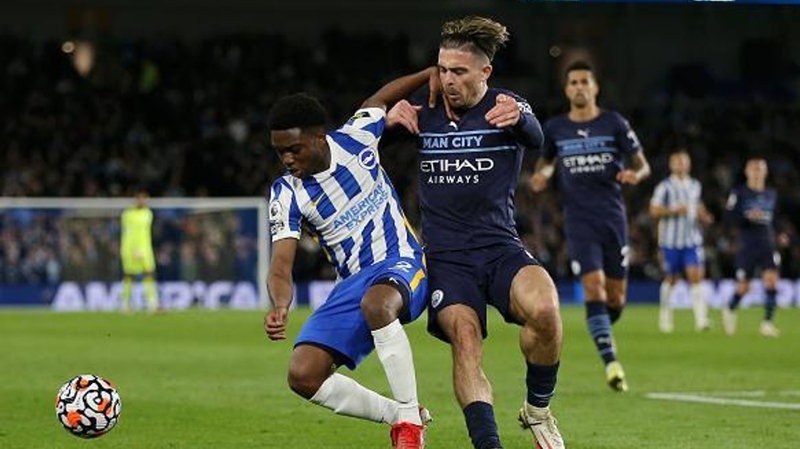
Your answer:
[508,93,544,151]
[269,179,302,241]
[613,112,643,156]
[336,107,387,147]
[650,181,667,207]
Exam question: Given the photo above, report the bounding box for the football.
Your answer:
[55,374,122,438]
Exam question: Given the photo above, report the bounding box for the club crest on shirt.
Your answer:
[358,148,378,170]
[431,289,444,308]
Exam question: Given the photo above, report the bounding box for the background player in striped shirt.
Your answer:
[649,149,714,333]
[531,60,651,393]
[264,69,440,449]
[722,157,782,338]
[389,16,565,449]
[120,188,159,312]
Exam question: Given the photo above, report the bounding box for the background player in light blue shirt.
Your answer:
[265,68,441,449]
[650,149,714,333]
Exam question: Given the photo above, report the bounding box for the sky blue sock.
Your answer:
[586,301,616,364]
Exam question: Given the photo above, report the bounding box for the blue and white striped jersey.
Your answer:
[268,107,423,280]
[650,175,703,249]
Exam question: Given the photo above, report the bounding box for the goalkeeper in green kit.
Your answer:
[120,189,159,312]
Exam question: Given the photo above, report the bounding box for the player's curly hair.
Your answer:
[440,16,509,62]
[267,93,327,131]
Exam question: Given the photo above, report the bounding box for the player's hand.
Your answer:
[426,67,458,121]
[616,169,641,185]
[133,250,144,261]
[530,172,548,192]
[485,94,520,128]
[700,211,715,225]
[745,208,764,222]
[674,205,688,216]
[387,100,422,134]
[264,307,289,341]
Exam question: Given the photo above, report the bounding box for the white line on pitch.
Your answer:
[646,393,800,410]
[667,390,766,397]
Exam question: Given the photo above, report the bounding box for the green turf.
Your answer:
[1,305,799,448]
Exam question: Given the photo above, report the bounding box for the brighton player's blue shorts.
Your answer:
[295,257,427,370]
[661,246,703,275]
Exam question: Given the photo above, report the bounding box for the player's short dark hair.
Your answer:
[267,93,327,131]
[671,147,690,157]
[564,60,597,83]
[440,16,509,61]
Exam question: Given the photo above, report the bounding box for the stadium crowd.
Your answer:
[1,32,799,285]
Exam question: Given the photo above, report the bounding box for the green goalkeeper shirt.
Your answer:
[120,207,153,256]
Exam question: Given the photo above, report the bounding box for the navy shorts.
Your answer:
[566,219,628,279]
[735,247,780,280]
[426,244,540,342]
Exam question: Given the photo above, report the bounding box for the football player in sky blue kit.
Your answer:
[389,16,565,449]
[722,157,781,338]
[265,68,442,449]
[650,149,714,333]
[531,60,651,393]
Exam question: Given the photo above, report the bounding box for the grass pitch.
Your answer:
[1,305,799,448]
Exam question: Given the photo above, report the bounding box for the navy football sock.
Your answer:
[765,289,777,321]
[586,301,616,364]
[607,305,623,325]
[526,361,559,408]
[463,402,502,449]
[729,293,743,311]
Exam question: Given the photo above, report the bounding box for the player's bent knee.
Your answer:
[607,295,626,309]
[287,365,327,399]
[582,278,606,300]
[287,346,335,399]
[360,296,399,323]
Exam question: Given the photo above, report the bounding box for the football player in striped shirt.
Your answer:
[264,69,439,449]
[649,149,714,333]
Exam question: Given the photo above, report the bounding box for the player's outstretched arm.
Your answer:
[387,100,422,134]
[265,238,298,341]
[530,157,555,193]
[362,66,439,111]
